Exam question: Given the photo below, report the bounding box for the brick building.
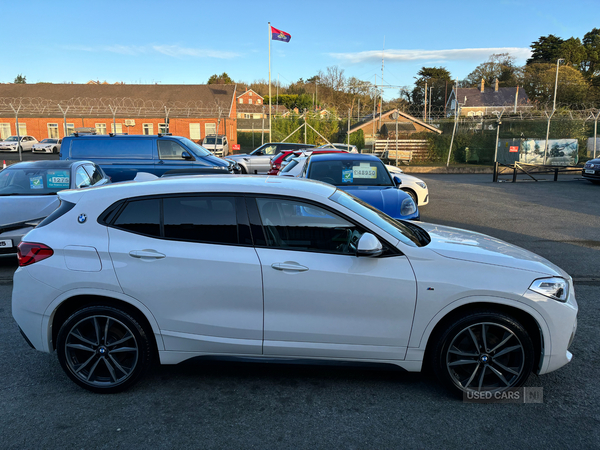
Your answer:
[0,83,238,144]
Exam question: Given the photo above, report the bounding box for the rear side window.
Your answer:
[37,200,75,228]
[164,197,237,244]
[113,198,161,237]
[70,138,153,159]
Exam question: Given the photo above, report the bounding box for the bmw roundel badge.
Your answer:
[78,214,87,224]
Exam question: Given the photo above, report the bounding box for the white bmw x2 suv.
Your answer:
[12,175,578,394]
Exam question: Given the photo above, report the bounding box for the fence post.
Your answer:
[493,162,499,182]
[512,164,517,183]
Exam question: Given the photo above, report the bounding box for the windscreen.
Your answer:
[308,159,393,186]
[0,167,70,195]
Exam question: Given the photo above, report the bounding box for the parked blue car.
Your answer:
[301,153,420,220]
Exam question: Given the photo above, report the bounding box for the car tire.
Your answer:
[430,311,534,395]
[239,165,248,174]
[53,147,57,154]
[56,305,153,393]
[402,189,418,205]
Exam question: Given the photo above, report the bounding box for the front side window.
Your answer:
[255,197,363,254]
[164,196,238,244]
[255,144,277,156]
[158,140,188,160]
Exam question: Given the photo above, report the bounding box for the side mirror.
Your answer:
[181,151,193,160]
[393,175,402,186]
[356,233,383,257]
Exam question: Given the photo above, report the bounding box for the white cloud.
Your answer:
[330,47,532,63]
[61,44,239,59]
[152,45,239,59]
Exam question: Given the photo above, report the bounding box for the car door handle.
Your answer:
[271,262,309,272]
[129,250,166,259]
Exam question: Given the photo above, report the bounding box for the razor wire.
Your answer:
[0,97,232,118]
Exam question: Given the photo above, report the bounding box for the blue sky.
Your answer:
[5,0,599,99]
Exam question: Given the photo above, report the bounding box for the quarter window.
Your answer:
[255,198,363,254]
[163,196,238,245]
[75,166,92,188]
[83,164,104,185]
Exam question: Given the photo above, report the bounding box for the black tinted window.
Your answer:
[113,199,161,237]
[164,197,238,244]
[256,198,362,254]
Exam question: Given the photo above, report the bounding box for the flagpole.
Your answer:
[268,22,272,142]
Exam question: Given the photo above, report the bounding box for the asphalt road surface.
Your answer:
[1,173,599,449]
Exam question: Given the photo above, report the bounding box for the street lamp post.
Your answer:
[544,58,564,165]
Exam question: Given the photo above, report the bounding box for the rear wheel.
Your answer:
[56,306,153,393]
[431,311,534,395]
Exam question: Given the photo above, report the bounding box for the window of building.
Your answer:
[0,123,10,139]
[64,123,75,136]
[257,99,262,104]
[189,123,201,140]
[47,123,59,139]
[205,123,216,136]
[248,99,253,105]
[111,123,123,134]
[18,123,26,135]
[113,198,161,237]
[95,123,107,135]
[143,123,154,135]
[255,197,362,254]
[239,99,243,104]
[158,123,168,135]
[249,92,253,96]
[163,196,238,245]
[243,114,252,119]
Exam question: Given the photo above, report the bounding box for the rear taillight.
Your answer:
[17,242,54,267]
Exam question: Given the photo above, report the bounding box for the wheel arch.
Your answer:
[49,293,163,354]
[421,301,545,375]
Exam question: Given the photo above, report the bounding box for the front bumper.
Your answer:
[582,168,600,181]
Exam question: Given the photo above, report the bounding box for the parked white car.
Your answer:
[0,135,38,152]
[32,138,62,154]
[386,164,429,206]
[13,176,577,394]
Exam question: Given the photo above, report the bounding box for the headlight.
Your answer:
[528,277,569,302]
[416,181,427,189]
[400,197,417,216]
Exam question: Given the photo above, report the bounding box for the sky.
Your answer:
[4,0,599,99]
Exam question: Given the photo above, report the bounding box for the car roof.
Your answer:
[308,153,380,162]
[64,134,185,140]
[3,160,84,170]
[58,175,336,204]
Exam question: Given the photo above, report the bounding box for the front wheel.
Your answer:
[430,311,534,395]
[402,189,418,205]
[56,306,153,393]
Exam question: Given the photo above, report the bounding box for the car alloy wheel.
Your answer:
[432,312,534,394]
[402,189,418,205]
[57,306,152,393]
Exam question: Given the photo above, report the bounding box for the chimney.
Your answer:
[494,78,499,92]
[480,78,485,93]
[514,86,519,113]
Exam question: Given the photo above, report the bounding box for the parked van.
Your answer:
[202,135,229,156]
[60,134,232,182]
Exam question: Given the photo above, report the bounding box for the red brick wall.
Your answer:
[237,90,264,105]
[0,117,238,145]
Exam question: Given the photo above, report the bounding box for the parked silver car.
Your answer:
[0,160,110,254]
[227,142,315,174]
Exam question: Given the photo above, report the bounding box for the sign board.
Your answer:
[386,150,412,161]
[232,144,241,151]
[520,139,578,166]
[509,146,519,153]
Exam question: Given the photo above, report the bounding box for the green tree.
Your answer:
[207,72,234,84]
[411,67,452,108]
[583,28,600,85]
[559,37,587,69]
[14,74,26,84]
[527,35,565,65]
[523,63,589,105]
[466,53,522,88]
